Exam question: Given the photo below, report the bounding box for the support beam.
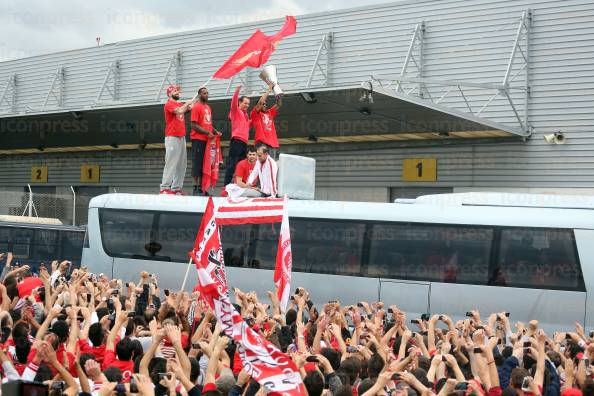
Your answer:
[155,51,183,101]
[0,74,17,113]
[96,60,121,102]
[306,32,333,88]
[43,67,66,109]
[369,10,532,137]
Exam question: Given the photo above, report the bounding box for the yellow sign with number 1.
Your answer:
[80,165,100,183]
[402,158,437,182]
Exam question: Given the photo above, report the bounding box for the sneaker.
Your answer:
[174,190,186,196]
[159,189,175,195]
[192,186,200,196]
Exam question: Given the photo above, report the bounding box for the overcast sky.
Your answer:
[0,0,392,62]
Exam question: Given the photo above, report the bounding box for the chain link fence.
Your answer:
[0,189,90,225]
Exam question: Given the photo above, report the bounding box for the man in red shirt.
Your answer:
[224,146,262,198]
[190,87,221,196]
[160,85,194,195]
[223,85,251,186]
[103,310,135,382]
[252,84,282,159]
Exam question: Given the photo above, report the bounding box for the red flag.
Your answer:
[213,16,297,79]
[274,197,292,313]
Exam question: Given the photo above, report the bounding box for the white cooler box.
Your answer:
[277,154,316,200]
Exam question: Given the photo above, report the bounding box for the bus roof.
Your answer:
[88,193,594,230]
[0,215,63,225]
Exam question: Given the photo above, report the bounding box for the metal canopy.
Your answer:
[0,86,519,154]
[364,10,532,138]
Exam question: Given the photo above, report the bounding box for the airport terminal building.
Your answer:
[0,0,593,223]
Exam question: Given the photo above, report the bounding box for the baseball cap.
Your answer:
[166,85,180,97]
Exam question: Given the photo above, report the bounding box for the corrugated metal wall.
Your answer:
[1,0,594,199]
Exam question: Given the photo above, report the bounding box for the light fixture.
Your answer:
[543,131,566,145]
[37,146,44,152]
[438,132,450,137]
[300,92,317,104]
[308,135,318,142]
[110,142,119,149]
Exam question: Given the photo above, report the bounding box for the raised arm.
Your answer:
[230,85,241,118]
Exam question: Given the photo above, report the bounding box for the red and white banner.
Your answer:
[274,196,292,313]
[190,198,304,396]
[216,197,285,225]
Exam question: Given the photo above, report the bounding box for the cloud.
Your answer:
[0,0,390,62]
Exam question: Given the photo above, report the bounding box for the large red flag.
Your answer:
[213,16,297,79]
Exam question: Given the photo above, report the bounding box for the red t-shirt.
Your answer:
[190,102,213,141]
[103,349,134,382]
[27,344,77,377]
[78,339,106,364]
[251,107,279,148]
[234,159,256,185]
[164,99,186,137]
[17,277,43,298]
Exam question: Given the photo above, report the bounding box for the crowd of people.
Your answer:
[0,253,593,396]
[159,83,281,198]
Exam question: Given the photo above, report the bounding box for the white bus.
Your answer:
[82,192,594,332]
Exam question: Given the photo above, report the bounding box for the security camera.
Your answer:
[543,131,566,145]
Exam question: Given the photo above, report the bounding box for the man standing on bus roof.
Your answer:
[190,87,221,196]
[251,83,282,160]
[223,85,251,186]
[160,85,194,195]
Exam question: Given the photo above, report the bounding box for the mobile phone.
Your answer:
[290,295,295,301]
[391,373,401,380]
[465,311,474,317]
[51,381,66,390]
[346,345,358,353]
[127,311,135,318]
[125,282,130,288]
[421,314,430,321]
[590,331,594,338]
[129,378,138,393]
[357,302,364,308]
[295,287,303,295]
[473,347,482,354]
[503,312,510,317]
[442,355,448,361]
[192,343,201,349]
[411,319,420,324]
[164,289,170,297]
[111,289,119,296]
[523,348,530,354]
[438,315,444,321]
[38,286,45,293]
[521,377,531,392]
[566,333,572,340]
[305,356,319,363]
[523,341,531,347]
[328,300,338,304]
[158,372,171,380]
[147,304,155,309]
[86,294,92,303]
[388,308,393,313]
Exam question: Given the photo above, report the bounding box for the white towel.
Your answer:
[247,156,278,197]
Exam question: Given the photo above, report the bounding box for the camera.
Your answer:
[420,314,430,321]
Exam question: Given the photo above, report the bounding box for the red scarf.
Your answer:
[201,136,222,192]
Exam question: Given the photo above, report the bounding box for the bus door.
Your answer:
[379,279,430,319]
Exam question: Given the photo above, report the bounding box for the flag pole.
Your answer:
[180,257,194,291]
[191,76,214,102]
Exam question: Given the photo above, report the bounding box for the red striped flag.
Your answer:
[216,197,285,225]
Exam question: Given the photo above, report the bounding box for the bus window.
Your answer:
[290,219,365,276]
[250,223,281,270]
[221,225,255,268]
[495,228,584,291]
[11,228,34,260]
[0,227,10,252]
[61,231,84,265]
[100,209,155,259]
[154,212,201,262]
[33,229,59,263]
[367,223,492,284]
